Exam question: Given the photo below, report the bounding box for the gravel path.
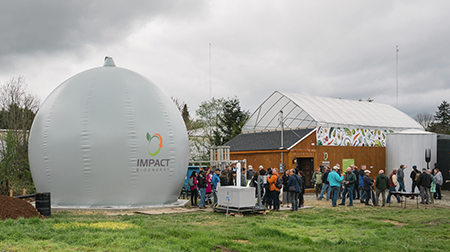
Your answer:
[301,189,450,208]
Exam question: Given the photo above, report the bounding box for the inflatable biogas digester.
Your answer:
[29,57,189,208]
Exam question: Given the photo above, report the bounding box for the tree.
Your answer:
[188,98,226,160]
[414,112,434,131]
[170,96,200,135]
[428,100,450,134]
[212,97,250,146]
[435,100,450,126]
[189,97,249,158]
[195,97,225,129]
[0,77,39,131]
[182,104,190,124]
[0,76,39,195]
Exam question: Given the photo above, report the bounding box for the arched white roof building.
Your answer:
[227,91,426,189]
[243,91,423,133]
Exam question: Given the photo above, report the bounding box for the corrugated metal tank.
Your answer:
[29,57,189,208]
[386,129,437,193]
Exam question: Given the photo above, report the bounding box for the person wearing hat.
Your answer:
[247,165,255,181]
[212,168,221,205]
[387,168,402,204]
[362,169,373,205]
[410,165,421,199]
[327,166,343,207]
[417,168,432,204]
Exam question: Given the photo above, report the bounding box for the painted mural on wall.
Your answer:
[316,126,394,147]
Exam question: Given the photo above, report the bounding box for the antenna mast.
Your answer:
[396,45,399,107]
[209,43,212,99]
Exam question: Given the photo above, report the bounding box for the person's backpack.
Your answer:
[414,171,420,181]
[275,175,283,189]
[188,177,194,187]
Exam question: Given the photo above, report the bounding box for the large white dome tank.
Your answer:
[29,57,189,208]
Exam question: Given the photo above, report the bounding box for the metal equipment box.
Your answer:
[217,186,255,208]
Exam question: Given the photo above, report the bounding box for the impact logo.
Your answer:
[146,132,163,156]
[136,132,170,172]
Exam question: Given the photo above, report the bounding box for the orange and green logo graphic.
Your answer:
[323,152,329,161]
[146,132,163,156]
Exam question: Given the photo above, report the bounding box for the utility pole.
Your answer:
[279,110,284,173]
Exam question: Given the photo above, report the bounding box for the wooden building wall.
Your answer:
[230,150,288,172]
[316,145,386,179]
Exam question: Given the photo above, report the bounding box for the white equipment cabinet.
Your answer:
[217,186,255,208]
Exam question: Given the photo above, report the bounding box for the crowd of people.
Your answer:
[373,165,444,206]
[188,162,444,210]
[188,163,308,212]
[247,166,307,211]
[315,164,444,207]
[188,163,247,209]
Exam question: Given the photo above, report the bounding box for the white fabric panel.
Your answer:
[242,91,423,132]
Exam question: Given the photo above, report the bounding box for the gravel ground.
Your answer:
[300,189,450,209]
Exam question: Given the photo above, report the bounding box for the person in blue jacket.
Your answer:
[287,169,302,211]
[328,166,343,207]
[211,168,221,205]
[359,166,366,203]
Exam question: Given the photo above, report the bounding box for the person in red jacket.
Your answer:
[267,168,281,211]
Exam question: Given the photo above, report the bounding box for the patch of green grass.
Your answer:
[0,206,450,251]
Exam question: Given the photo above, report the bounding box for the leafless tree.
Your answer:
[0,76,39,143]
[414,112,434,130]
[0,76,40,195]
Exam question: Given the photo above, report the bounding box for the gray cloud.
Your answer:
[0,1,206,69]
[0,0,449,120]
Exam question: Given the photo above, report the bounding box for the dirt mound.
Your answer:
[0,195,44,220]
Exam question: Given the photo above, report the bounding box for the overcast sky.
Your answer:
[1,0,449,119]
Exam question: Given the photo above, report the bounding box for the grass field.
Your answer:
[1,199,450,251]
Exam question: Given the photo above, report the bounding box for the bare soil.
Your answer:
[0,195,44,220]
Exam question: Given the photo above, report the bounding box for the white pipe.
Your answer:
[236,162,241,187]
